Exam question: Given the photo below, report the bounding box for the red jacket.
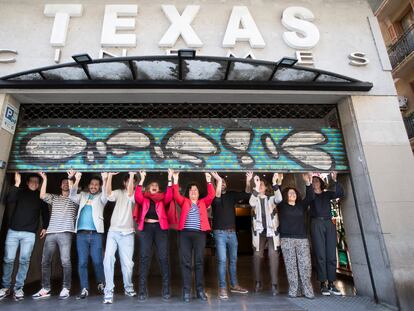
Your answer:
[173,183,215,231]
[133,185,173,231]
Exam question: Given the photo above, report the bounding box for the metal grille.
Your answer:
[18,103,336,124]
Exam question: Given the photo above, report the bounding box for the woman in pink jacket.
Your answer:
[172,171,221,303]
[133,169,174,301]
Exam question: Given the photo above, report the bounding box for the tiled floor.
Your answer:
[0,255,390,311]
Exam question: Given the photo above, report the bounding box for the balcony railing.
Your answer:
[403,113,414,139]
[388,24,414,69]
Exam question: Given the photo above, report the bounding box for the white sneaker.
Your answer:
[76,288,89,300]
[59,288,70,300]
[103,293,113,304]
[124,289,137,297]
[13,288,24,301]
[0,288,11,300]
[32,288,51,300]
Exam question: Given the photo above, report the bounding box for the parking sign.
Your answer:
[1,103,19,134]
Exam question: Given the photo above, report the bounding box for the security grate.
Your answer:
[18,103,336,123]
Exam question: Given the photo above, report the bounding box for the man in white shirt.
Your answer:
[103,172,137,304]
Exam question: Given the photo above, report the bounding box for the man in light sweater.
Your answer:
[103,172,137,304]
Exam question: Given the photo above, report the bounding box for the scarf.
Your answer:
[255,195,276,238]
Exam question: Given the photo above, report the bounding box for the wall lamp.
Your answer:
[72,53,93,64]
[178,49,196,59]
[278,57,298,67]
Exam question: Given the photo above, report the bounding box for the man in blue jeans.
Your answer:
[68,170,108,299]
[0,172,49,301]
[211,172,252,300]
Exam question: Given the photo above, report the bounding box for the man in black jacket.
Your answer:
[0,172,49,301]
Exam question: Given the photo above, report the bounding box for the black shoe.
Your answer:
[138,288,148,302]
[183,291,191,303]
[271,284,278,296]
[321,285,330,296]
[328,284,342,296]
[162,286,171,301]
[196,289,208,301]
[254,281,262,293]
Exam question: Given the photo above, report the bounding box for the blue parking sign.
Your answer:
[2,104,18,134]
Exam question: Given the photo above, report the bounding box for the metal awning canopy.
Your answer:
[0,54,373,91]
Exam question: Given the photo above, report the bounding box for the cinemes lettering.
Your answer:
[0,4,369,66]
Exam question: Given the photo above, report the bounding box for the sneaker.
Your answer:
[76,288,89,300]
[321,284,330,296]
[0,288,11,300]
[254,281,262,293]
[13,288,24,301]
[328,284,342,296]
[218,287,229,300]
[305,294,315,299]
[59,288,70,300]
[103,293,113,304]
[230,285,248,294]
[97,283,105,295]
[124,289,137,297]
[32,288,51,300]
[271,284,278,296]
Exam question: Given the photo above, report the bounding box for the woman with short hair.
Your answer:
[172,171,220,303]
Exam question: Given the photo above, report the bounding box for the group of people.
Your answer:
[0,168,344,304]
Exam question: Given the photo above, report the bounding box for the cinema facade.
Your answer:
[0,0,413,310]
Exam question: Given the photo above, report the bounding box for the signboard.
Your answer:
[1,103,19,134]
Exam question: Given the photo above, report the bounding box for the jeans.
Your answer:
[42,232,73,290]
[179,230,206,293]
[311,218,338,282]
[214,230,238,288]
[103,231,135,295]
[1,229,36,290]
[76,231,105,290]
[138,223,169,291]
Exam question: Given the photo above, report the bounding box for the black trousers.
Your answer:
[311,218,337,282]
[138,223,170,289]
[179,230,206,293]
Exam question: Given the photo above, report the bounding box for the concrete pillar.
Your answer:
[338,95,414,311]
[0,94,20,229]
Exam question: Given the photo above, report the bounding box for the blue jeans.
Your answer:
[103,231,135,295]
[76,231,105,290]
[2,229,36,290]
[214,230,238,288]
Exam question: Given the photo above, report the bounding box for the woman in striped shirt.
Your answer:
[172,171,221,303]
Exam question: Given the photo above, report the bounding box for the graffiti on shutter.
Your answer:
[8,123,347,172]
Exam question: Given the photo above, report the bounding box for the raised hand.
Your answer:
[205,172,212,183]
[172,171,180,184]
[74,171,82,182]
[128,171,136,176]
[211,171,222,181]
[168,168,174,180]
[272,173,283,186]
[302,172,312,185]
[101,172,109,181]
[139,171,146,180]
[14,172,21,187]
[331,171,337,182]
[67,169,76,179]
[246,171,253,182]
[108,172,119,176]
[38,172,47,180]
[254,175,260,189]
